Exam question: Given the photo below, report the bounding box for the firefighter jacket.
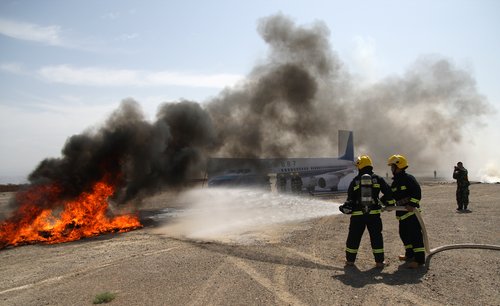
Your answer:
[391,170,422,220]
[346,168,395,214]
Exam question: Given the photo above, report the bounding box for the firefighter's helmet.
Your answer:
[387,154,408,169]
[355,155,373,170]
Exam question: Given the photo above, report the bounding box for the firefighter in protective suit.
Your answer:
[339,155,395,268]
[387,154,425,269]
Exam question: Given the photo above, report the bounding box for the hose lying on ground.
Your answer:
[382,206,500,265]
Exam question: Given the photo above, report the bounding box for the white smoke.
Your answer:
[153,188,341,244]
[477,161,500,183]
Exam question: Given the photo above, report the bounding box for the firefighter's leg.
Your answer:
[399,219,414,260]
[345,214,365,263]
[367,214,384,263]
[408,215,425,265]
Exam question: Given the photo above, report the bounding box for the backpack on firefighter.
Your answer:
[339,173,376,214]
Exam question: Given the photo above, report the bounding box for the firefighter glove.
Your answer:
[339,202,353,214]
[380,196,395,207]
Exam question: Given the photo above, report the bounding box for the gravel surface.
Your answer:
[0,182,499,305]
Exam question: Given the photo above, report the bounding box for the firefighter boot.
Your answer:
[375,261,385,268]
[398,254,414,261]
[407,261,425,269]
[399,247,414,261]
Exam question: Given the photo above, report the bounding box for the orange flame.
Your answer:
[0,180,142,249]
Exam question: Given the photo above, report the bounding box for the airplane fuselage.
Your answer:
[206,130,356,192]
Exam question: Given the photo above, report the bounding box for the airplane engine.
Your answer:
[316,173,340,191]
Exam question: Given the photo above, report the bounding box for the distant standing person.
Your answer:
[277,173,287,193]
[453,162,470,211]
[291,173,303,194]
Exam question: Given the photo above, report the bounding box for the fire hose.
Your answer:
[383,206,500,265]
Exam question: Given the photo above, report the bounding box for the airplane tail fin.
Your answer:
[338,130,354,161]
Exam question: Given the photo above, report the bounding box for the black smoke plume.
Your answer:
[28,99,215,205]
[25,13,493,207]
[208,14,492,173]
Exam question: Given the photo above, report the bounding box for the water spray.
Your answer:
[154,187,341,244]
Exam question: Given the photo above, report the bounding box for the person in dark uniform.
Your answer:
[338,155,395,268]
[277,173,287,193]
[453,162,470,211]
[387,154,425,269]
[291,173,303,194]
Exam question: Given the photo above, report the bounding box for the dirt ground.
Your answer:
[0,182,499,306]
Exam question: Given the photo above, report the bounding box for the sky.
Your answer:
[1,0,499,184]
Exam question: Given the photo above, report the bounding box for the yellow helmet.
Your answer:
[387,154,408,169]
[355,155,373,170]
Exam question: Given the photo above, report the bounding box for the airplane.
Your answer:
[206,130,356,193]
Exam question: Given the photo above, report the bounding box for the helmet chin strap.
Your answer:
[390,164,401,175]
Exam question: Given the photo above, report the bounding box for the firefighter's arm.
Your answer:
[396,197,410,206]
[405,205,415,212]
[340,180,356,214]
[405,175,421,209]
[339,201,353,214]
[394,198,415,211]
[379,178,396,206]
[345,179,356,203]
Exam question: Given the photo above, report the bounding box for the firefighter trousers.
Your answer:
[398,214,425,264]
[345,212,384,263]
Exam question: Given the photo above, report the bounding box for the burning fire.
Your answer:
[0,179,142,249]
